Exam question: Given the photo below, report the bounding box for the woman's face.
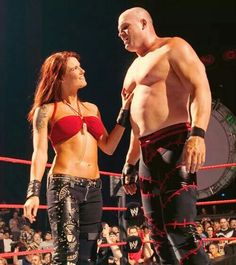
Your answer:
[62,57,87,93]
[0,259,6,265]
[44,253,52,263]
[209,244,218,255]
[206,227,214,237]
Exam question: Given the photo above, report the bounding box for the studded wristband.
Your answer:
[26,180,41,199]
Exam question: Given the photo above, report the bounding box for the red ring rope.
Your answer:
[1,156,236,174]
[1,237,236,258]
[1,198,236,211]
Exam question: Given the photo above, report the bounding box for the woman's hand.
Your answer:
[23,196,39,223]
[121,88,133,109]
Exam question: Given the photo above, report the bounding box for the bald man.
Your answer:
[118,7,211,265]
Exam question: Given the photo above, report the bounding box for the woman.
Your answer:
[208,243,223,259]
[0,258,8,265]
[23,51,132,265]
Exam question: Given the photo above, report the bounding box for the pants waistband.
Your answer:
[48,174,101,188]
[139,122,191,144]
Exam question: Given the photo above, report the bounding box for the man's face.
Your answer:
[128,228,139,236]
[118,13,143,52]
[220,219,229,230]
[230,220,236,229]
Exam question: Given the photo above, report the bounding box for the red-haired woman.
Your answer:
[23,51,132,265]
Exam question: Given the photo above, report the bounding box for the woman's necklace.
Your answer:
[64,100,82,116]
[63,100,87,134]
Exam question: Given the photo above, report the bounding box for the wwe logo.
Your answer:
[130,207,139,217]
[129,240,138,250]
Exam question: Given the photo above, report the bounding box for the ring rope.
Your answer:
[1,156,236,176]
[1,237,236,258]
[1,198,236,211]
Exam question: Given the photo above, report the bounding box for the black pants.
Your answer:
[47,174,103,265]
[139,123,210,265]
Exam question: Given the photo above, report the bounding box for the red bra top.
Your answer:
[49,102,105,146]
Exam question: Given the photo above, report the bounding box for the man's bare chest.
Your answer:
[127,50,171,88]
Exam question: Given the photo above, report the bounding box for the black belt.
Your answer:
[48,174,101,188]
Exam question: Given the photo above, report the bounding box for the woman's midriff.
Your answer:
[49,136,100,179]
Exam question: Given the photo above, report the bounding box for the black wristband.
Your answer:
[190,126,205,138]
[121,163,138,185]
[26,180,41,199]
[116,108,130,127]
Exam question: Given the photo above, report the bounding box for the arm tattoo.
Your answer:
[35,105,48,130]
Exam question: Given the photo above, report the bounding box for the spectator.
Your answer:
[29,233,42,249]
[40,232,53,250]
[127,226,144,265]
[19,223,34,248]
[213,220,221,234]
[0,232,4,252]
[208,243,223,260]
[0,258,8,265]
[201,220,212,233]
[41,253,52,265]
[0,219,6,232]
[9,211,21,231]
[9,219,21,242]
[2,231,12,252]
[206,226,215,239]
[216,218,236,242]
[13,246,32,265]
[31,255,42,265]
[196,224,207,239]
[229,218,236,229]
[141,225,156,264]
[111,226,120,242]
[97,224,122,265]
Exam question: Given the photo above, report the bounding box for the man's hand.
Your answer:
[121,163,138,195]
[23,196,39,223]
[183,136,206,173]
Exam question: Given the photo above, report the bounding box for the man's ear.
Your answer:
[141,19,147,30]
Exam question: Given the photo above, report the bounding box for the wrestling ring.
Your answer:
[0,100,236,263]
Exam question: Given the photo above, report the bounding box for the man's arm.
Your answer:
[122,129,140,195]
[126,129,140,165]
[169,37,212,173]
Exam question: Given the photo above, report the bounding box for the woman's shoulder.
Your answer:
[82,101,99,112]
[34,103,55,120]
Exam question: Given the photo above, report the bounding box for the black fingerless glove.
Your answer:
[116,109,130,127]
[121,164,138,186]
[26,180,41,200]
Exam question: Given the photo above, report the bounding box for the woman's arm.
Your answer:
[24,105,50,223]
[98,88,133,155]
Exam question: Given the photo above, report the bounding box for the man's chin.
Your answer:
[125,45,136,52]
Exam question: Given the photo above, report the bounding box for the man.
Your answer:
[216,218,236,243]
[118,7,211,265]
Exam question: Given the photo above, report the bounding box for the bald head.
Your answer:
[119,7,153,24]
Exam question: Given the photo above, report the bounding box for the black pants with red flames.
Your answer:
[139,123,210,265]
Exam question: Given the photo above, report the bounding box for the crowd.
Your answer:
[1,207,236,264]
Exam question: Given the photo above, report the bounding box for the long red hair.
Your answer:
[28,51,80,122]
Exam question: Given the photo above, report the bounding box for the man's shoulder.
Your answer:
[166,37,189,50]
